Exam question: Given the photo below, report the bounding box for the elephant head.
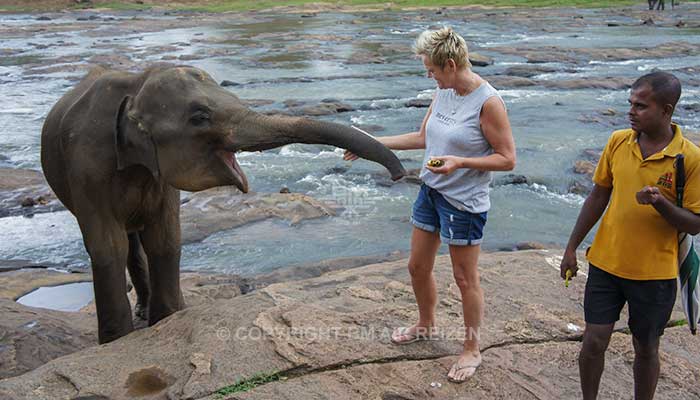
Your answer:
[114,66,405,192]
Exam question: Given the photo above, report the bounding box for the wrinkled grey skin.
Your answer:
[41,65,405,344]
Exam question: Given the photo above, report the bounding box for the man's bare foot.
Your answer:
[447,350,481,383]
[390,324,437,345]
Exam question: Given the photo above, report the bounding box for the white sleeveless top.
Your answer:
[420,83,503,213]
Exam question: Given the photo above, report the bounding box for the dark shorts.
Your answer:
[584,264,677,344]
[410,184,487,246]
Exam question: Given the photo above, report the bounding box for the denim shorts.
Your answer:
[410,184,487,246]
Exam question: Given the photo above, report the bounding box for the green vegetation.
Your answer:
[214,371,284,397]
[78,1,151,10]
[2,0,699,13]
[667,318,688,328]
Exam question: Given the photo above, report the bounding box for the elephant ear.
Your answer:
[114,95,160,179]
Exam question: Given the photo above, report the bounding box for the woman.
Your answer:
[345,27,516,383]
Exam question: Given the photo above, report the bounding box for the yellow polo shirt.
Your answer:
[587,124,700,280]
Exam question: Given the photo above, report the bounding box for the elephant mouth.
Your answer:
[217,150,249,193]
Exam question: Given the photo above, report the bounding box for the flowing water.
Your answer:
[1,6,699,275]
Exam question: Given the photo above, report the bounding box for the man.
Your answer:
[560,71,700,400]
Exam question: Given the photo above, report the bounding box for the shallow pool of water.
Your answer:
[16,281,94,312]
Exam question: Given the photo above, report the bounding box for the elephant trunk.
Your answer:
[233,112,406,181]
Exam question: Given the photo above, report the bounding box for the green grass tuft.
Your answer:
[667,319,688,328]
[215,371,283,398]
[74,1,152,10]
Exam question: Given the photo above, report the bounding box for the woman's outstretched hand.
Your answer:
[426,155,461,175]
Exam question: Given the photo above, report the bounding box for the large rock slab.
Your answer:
[0,250,692,399]
[225,328,700,400]
[0,299,96,380]
[180,188,336,244]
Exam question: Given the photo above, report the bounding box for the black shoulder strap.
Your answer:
[676,153,685,207]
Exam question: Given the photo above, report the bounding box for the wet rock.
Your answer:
[20,197,36,207]
[0,299,96,379]
[178,54,204,61]
[402,168,422,185]
[497,174,529,185]
[601,108,618,116]
[405,98,432,108]
[283,99,306,108]
[544,77,633,90]
[87,54,137,70]
[24,63,89,76]
[486,75,537,89]
[345,51,385,65]
[574,160,596,175]
[569,180,592,195]
[468,52,493,67]
[351,124,385,133]
[582,148,603,162]
[241,99,275,108]
[682,103,700,112]
[279,187,290,194]
[516,241,547,250]
[180,188,336,244]
[1,251,695,399]
[36,16,52,21]
[220,80,240,87]
[503,65,557,78]
[642,17,655,26]
[0,168,62,217]
[290,102,355,116]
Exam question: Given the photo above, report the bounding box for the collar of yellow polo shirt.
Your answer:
[587,123,700,280]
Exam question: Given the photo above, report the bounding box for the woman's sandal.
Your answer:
[390,326,437,345]
[447,358,481,383]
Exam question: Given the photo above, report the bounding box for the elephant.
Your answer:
[41,64,405,344]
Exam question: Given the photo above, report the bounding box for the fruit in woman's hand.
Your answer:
[427,159,444,168]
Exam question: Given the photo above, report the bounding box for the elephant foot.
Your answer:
[134,302,148,320]
[133,303,149,329]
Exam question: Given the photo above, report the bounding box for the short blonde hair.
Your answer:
[413,27,471,69]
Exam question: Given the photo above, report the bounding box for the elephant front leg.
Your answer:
[141,198,185,326]
[78,219,133,344]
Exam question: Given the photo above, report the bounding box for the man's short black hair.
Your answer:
[631,71,682,109]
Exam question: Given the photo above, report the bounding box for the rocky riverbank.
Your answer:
[1,250,698,399]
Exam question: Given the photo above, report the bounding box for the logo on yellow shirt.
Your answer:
[656,172,673,189]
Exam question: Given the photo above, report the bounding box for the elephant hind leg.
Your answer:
[127,232,150,322]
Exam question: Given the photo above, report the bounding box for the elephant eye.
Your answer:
[189,111,210,126]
